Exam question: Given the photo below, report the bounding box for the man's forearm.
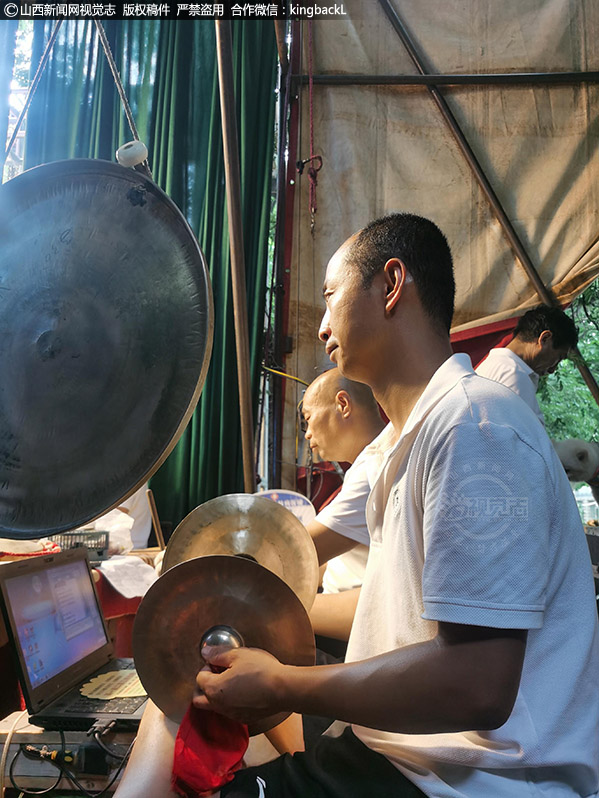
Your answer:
[308,520,358,565]
[309,588,360,640]
[276,629,526,734]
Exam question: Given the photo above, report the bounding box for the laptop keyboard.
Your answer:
[63,694,147,714]
[55,660,146,715]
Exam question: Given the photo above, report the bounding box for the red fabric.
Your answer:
[0,640,23,716]
[318,484,342,511]
[93,570,142,657]
[296,462,349,512]
[0,540,61,558]
[171,705,249,798]
[93,570,142,619]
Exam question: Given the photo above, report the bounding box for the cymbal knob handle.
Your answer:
[200,625,244,663]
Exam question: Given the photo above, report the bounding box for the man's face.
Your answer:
[301,387,339,462]
[531,333,570,376]
[318,243,381,382]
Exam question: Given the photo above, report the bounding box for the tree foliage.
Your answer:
[13,22,33,88]
[538,280,599,442]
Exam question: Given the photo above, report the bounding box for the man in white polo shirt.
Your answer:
[475,305,578,425]
[302,368,384,594]
[115,214,599,798]
[301,368,384,648]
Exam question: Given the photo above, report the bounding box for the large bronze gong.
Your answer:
[0,160,213,538]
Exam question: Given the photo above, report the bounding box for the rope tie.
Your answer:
[94,20,153,179]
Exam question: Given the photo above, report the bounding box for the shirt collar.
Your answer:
[497,347,540,388]
[400,353,473,441]
[361,353,474,461]
[492,347,536,377]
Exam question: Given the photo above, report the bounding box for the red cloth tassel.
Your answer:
[171,704,249,798]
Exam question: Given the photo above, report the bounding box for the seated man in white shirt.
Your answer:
[115,214,598,798]
[475,305,578,425]
[301,368,384,643]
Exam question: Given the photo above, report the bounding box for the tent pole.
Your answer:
[215,20,256,493]
[269,24,295,489]
[270,21,301,489]
[274,20,289,75]
[377,0,599,406]
[571,347,599,406]
[294,71,599,86]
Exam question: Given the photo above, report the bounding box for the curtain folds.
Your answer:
[24,20,277,527]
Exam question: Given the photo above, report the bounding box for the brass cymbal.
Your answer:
[0,159,213,539]
[132,555,315,734]
[162,494,319,610]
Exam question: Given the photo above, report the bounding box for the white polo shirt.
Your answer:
[475,347,544,425]
[315,461,371,593]
[315,458,370,547]
[321,544,369,594]
[344,354,599,798]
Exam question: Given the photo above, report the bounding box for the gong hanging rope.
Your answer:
[3,21,153,179]
[93,20,153,179]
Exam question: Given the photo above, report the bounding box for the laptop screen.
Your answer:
[3,554,108,688]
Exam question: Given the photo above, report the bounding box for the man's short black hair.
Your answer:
[344,213,455,333]
[513,305,578,350]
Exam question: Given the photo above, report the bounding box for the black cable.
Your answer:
[9,749,62,795]
[58,737,136,798]
[8,733,136,798]
[8,731,66,796]
[92,730,124,760]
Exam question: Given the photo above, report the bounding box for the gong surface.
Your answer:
[162,494,319,610]
[0,160,213,538]
[133,555,315,733]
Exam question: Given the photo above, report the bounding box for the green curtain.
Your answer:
[26,21,160,162]
[0,21,18,169]
[25,20,277,527]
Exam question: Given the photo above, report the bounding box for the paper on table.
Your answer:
[98,554,157,598]
[80,670,146,699]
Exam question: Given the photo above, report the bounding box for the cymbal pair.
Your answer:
[133,494,318,733]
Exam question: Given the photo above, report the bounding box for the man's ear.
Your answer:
[335,390,351,419]
[383,258,409,313]
[538,330,553,348]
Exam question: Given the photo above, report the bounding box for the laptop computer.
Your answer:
[0,547,147,731]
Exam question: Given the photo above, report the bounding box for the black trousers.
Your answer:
[221,726,426,798]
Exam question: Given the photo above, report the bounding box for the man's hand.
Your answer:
[193,647,288,723]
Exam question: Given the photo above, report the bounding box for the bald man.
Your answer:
[302,368,384,466]
[302,369,385,640]
[302,371,385,580]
